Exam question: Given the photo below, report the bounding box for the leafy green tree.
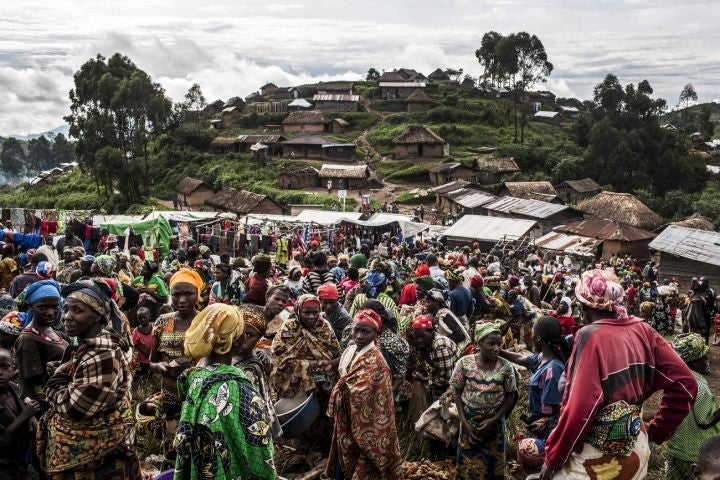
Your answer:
[696,105,716,139]
[0,138,26,180]
[28,135,55,172]
[52,133,76,164]
[184,83,206,129]
[444,68,464,82]
[475,32,504,85]
[692,188,720,227]
[65,53,172,205]
[678,83,697,109]
[366,68,380,81]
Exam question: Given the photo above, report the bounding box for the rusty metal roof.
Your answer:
[483,196,569,219]
[649,225,720,267]
[555,218,656,242]
[534,231,602,258]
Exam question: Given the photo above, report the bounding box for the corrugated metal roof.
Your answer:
[429,180,470,194]
[312,94,360,102]
[555,218,656,242]
[295,210,363,225]
[649,225,720,267]
[443,215,537,242]
[483,196,569,219]
[534,111,559,118]
[534,231,602,257]
[379,82,427,88]
[455,192,496,208]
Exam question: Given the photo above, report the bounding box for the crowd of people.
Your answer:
[1,220,720,480]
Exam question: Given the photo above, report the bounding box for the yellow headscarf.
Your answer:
[170,268,205,291]
[184,303,245,359]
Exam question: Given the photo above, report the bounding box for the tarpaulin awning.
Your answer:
[103,216,173,257]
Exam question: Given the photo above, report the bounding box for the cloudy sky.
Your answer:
[1,0,719,136]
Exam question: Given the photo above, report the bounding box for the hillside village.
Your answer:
[1,65,719,272]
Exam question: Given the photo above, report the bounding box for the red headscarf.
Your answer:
[317,282,339,301]
[353,308,382,332]
[415,264,430,277]
[412,314,433,330]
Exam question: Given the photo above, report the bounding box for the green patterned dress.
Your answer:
[173,364,276,480]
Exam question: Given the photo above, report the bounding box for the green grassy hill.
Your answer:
[0,80,576,212]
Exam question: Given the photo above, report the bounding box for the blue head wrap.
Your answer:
[365,272,387,299]
[16,280,62,328]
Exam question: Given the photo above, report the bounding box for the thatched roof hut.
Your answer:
[176,177,212,196]
[393,125,446,145]
[669,213,715,231]
[405,89,432,103]
[205,188,284,215]
[502,181,559,202]
[577,191,663,231]
[428,68,450,81]
[475,157,520,174]
[282,111,327,125]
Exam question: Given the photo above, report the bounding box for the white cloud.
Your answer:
[0,0,719,135]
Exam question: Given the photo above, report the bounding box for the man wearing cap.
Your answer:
[318,282,352,340]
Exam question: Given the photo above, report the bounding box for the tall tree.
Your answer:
[678,83,698,130]
[366,68,380,81]
[52,133,76,164]
[0,138,26,180]
[28,135,55,172]
[65,53,172,205]
[475,31,504,85]
[508,32,553,143]
[444,68,464,82]
[184,83,206,129]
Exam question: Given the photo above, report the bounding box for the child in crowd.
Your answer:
[0,347,40,480]
[132,307,154,378]
[666,334,720,479]
[693,435,720,479]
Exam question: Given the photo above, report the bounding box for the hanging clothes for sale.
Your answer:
[276,237,289,266]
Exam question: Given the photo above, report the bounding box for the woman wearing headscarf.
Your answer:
[326,309,403,480]
[425,288,471,354]
[348,271,401,328]
[271,293,341,399]
[12,280,68,404]
[551,296,576,336]
[38,279,140,480]
[452,321,518,480]
[209,263,245,306]
[500,315,570,469]
[149,268,203,470]
[173,303,276,480]
[539,269,698,480]
[232,304,281,438]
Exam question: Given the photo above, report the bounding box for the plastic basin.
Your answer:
[274,392,320,438]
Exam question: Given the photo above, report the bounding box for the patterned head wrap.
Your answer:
[0,311,24,337]
[447,268,464,283]
[425,288,446,305]
[639,301,655,319]
[470,275,484,289]
[198,245,211,255]
[672,333,709,364]
[170,268,204,295]
[71,246,86,257]
[353,308,382,332]
[474,321,501,342]
[184,303,244,359]
[61,279,127,334]
[193,260,208,272]
[411,314,433,330]
[94,255,116,277]
[575,269,628,319]
[240,304,266,335]
[294,294,321,320]
[365,271,387,298]
[35,261,55,280]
